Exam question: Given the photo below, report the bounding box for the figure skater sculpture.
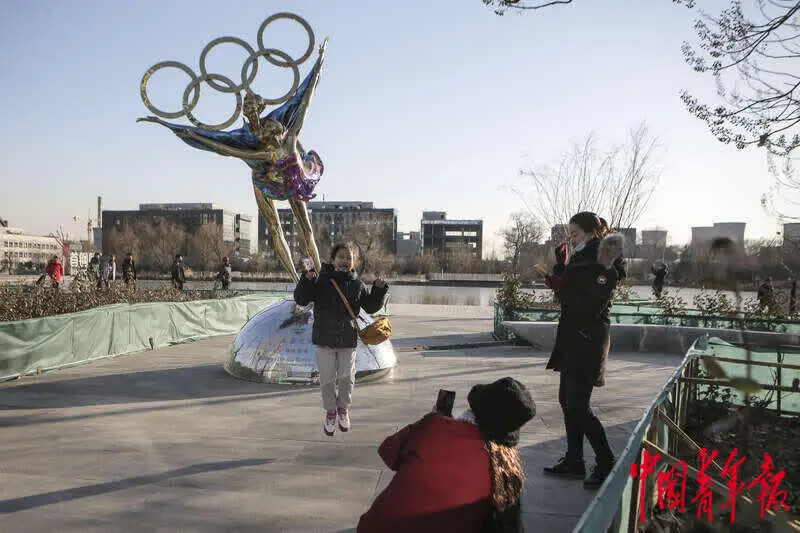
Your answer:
[136,13,398,385]
[138,13,326,281]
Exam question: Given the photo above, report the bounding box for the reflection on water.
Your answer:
[136,280,757,307]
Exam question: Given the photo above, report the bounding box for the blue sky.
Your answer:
[0,0,780,256]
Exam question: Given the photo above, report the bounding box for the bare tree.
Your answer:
[105,224,142,259]
[500,212,543,273]
[188,224,233,271]
[513,124,661,235]
[343,220,394,275]
[678,1,800,220]
[679,1,800,157]
[138,220,187,272]
[482,0,574,15]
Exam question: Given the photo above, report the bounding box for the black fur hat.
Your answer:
[468,377,536,447]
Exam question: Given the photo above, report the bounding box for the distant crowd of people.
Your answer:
[35,251,238,292]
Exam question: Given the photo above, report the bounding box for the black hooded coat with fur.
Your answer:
[546,234,626,387]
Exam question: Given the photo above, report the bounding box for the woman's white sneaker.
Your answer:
[324,411,337,436]
[337,408,350,432]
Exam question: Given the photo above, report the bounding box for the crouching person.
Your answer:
[357,377,535,533]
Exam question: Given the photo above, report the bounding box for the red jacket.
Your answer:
[357,414,492,533]
[46,259,63,283]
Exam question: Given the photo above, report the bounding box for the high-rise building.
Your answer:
[420,211,483,258]
[258,201,397,258]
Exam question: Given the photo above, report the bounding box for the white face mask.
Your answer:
[573,240,587,253]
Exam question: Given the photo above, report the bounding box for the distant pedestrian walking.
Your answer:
[122,252,137,287]
[45,255,63,289]
[171,255,185,290]
[97,254,111,289]
[651,263,669,299]
[757,277,775,312]
[216,256,232,290]
[88,252,100,282]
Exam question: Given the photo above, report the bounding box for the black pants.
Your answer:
[559,372,614,467]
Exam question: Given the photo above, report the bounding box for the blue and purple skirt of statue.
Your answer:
[252,150,323,202]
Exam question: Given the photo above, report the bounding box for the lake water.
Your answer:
[137,280,759,308]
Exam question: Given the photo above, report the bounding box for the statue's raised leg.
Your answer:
[288,197,321,272]
[253,185,298,282]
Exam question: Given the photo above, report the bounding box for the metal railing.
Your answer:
[494,303,800,340]
[573,335,800,532]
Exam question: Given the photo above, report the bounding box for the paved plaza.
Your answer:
[0,305,680,532]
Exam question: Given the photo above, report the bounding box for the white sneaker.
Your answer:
[337,408,350,432]
[324,411,337,436]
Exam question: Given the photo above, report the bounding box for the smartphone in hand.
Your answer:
[435,389,456,417]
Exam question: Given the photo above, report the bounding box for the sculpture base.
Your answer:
[224,299,397,384]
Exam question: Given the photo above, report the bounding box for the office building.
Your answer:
[420,211,483,258]
[396,231,421,258]
[783,223,800,246]
[1,226,63,270]
[641,230,668,248]
[616,227,637,257]
[691,222,746,247]
[639,229,668,262]
[258,201,397,257]
[102,203,251,257]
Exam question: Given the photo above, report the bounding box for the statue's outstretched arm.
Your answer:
[175,130,276,160]
[288,39,327,139]
[137,116,275,160]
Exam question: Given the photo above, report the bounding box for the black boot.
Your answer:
[543,456,586,479]
[583,461,614,489]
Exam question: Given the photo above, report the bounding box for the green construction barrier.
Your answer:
[0,293,288,381]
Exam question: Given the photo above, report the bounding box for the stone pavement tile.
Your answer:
[295,442,385,470]
[522,510,584,533]
[523,473,592,516]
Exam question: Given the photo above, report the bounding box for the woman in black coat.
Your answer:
[542,212,626,489]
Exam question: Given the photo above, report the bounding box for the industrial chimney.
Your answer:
[97,196,102,228]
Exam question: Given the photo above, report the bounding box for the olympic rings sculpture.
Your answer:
[140,12,315,130]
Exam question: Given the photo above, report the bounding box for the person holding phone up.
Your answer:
[357,378,535,533]
[542,212,626,489]
[294,242,388,437]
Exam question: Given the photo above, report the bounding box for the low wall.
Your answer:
[0,294,286,381]
[502,321,800,355]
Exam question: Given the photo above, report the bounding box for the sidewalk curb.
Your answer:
[395,340,513,353]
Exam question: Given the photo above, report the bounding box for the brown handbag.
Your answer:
[330,279,392,345]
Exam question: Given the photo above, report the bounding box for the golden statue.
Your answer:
[137,14,326,281]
